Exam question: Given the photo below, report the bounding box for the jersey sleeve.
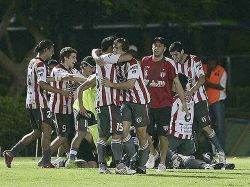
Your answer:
[194,59,205,78]
[127,63,140,80]
[100,53,121,64]
[168,60,178,80]
[35,63,47,83]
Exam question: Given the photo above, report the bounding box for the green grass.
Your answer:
[0,157,250,187]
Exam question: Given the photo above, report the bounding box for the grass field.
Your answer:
[0,157,250,187]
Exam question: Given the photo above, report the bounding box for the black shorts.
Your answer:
[147,106,171,136]
[96,105,123,138]
[53,113,72,137]
[28,108,53,130]
[122,102,149,128]
[194,100,211,129]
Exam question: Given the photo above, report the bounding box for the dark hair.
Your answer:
[101,35,117,52]
[60,47,77,62]
[81,56,96,67]
[34,40,54,53]
[114,38,129,52]
[47,59,59,66]
[169,41,183,53]
[178,73,188,89]
[153,37,167,46]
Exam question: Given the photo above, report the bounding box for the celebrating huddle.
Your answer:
[3,35,233,174]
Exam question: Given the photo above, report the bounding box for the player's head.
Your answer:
[34,40,54,60]
[152,37,166,58]
[101,35,118,53]
[128,44,138,59]
[113,38,130,54]
[169,41,185,63]
[60,47,77,68]
[178,73,188,90]
[80,56,96,76]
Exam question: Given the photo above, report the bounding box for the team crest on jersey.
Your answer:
[136,117,142,123]
[163,125,169,131]
[160,72,166,78]
[201,116,207,123]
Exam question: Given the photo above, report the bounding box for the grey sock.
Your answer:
[138,142,149,169]
[208,131,224,152]
[10,141,25,156]
[97,140,107,163]
[123,135,136,158]
[111,139,122,164]
[42,149,51,166]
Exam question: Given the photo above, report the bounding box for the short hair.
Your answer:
[169,41,183,53]
[153,37,167,47]
[34,40,54,53]
[47,59,59,66]
[114,38,129,52]
[60,47,77,62]
[101,35,117,52]
[81,56,96,67]
[178,73,188,90]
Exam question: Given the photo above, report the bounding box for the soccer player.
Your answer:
[65,56,97,168]
[169,41,226,163]
[3,40,70,168]
[141,37,189,172]
[102,38,151,174]
[168,73,196,156]
[49,47,82,157]
[80,36,135,174]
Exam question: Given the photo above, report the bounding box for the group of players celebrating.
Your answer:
[3,35,234,174]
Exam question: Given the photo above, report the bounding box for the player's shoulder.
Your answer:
[164,57,176,67]
[190,55,201,63]
[128,58,138,65]
[141,55,152,63]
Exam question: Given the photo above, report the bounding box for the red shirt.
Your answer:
[141,56,177,108]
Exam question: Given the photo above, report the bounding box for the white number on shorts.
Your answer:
[62,125,67,133]
[116,123,123,132]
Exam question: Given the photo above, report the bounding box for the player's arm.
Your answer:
[77,75,96,116]
[65,74,87,83]
[39,81,70,97]
[173,76,189,115]
[102,78,136,90]
[189,75,205,95]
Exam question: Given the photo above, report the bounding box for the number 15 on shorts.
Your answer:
[116,123,123,132]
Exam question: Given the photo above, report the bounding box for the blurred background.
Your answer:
[0,0,249,156]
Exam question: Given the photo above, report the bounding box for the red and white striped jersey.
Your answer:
[169,93,194,139]
[95,54,121,108]
[49,63,81,114]
[26,57,48,109]
[117,58,150,104]
[176,55,208,103]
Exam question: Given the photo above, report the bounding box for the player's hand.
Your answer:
[101,78,112,87]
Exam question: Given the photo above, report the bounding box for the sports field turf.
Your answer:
[0,157,249,187]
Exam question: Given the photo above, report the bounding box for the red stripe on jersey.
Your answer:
[34,69,40,108]
[110,66,115,104]
[59,81,63,113]
[138,79,149,103]
[181,64,184,73]
[100,66,107,106]
[133,86,140,103]
[52,81,57,112]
